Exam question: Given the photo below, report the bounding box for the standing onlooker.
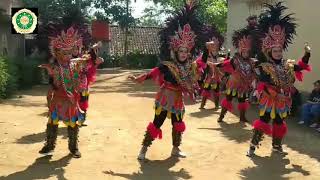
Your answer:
[298,80,320,132]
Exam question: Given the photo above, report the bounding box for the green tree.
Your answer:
[137,4,171,27]
[21,0,94,54]
[143,0,228,33]
[93,0,136,28]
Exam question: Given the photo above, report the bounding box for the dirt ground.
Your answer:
[0,69,319,180]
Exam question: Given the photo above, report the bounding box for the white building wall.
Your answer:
[226,0,319,91]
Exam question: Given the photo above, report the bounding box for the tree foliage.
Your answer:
[142,0,228,33]
[93,0,136,28]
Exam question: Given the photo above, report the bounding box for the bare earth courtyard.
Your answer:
[0,69,319,180]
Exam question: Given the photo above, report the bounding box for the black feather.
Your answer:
[258,1,296,50]
[158,3,205,61]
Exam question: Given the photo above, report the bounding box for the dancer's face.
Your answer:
[72,47,80,57]
[206,41,219,56]
[56,49,72,63]
[271,47,283,60]
[241,50,250,59]
[178,47,188,62]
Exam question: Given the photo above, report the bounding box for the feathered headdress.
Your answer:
[49,26,83,57]
[258,2,296,52]
[203,25,224,49]
[232,15,260,57]
[159,1,204,61]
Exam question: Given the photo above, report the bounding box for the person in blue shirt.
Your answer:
[298,80,320,132]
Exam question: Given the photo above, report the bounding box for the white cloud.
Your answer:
[131,0,154,18]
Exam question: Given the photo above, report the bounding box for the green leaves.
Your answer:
[93,0,136,28]
[143,0,227,33]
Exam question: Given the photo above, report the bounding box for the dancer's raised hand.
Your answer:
[304,42,311,53]
[127,75,136,81]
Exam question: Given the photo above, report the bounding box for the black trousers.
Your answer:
[153,110,183,129]
[260,112,285,125]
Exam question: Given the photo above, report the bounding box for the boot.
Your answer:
[240,110,249,123]
[171,146,187,158]
[218,108,228,122]
[138,146,148,160]
[272,138,285,154]
[138,131,154,160]
[247,129,264,157]
[171,128,186,158]
[39,124,58,155]
[199,98,207,109]
[68,125,81,158]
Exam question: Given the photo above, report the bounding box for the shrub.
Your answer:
[0,56,18,99]
[99,54,122,68]
[0,57,9,98]
[124,51,159,69]
[17,54,47,88]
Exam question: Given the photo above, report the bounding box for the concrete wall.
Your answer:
[226,0,320,91]
[0,0,11,15]
[0,0,24,58]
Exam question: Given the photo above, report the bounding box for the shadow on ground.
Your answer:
[239,152,310,180]
[104,157,192,180]
[16,127,68,144]
[189,108,220,118]
[0,155,72,180]
[198,121,252,144]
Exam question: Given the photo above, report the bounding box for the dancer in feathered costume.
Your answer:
[128,2,204,160]
[39,26,104,158]
[217,16,259,123]
[77,42,103,126]
[247,2,311,156]
[194,25,225,109]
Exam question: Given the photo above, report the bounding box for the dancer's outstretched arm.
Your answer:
[293,44,312,81]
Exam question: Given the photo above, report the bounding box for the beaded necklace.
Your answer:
[58,62,74,98]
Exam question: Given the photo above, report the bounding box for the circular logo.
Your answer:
[12,8,37,34]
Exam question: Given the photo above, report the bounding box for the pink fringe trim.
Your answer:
[295,71,303,81]
[147,122,162,139]
[238,101,250,111]
[79,101,89,111]
[87,64,97,84]
[253,119,272,135]
[201,90,211,98]
[213,92,220,98]
[272,122,288,138]
[298,60,311,71]
[221,98,233,112]
[257,82,266,93]
[222,60,234,74]
[174,122,186,133]
[295,60,311,81]
[196,55,207,69]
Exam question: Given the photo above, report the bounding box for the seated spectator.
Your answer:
[299,80,320,132]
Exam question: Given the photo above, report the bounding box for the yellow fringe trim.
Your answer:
[271,105,276,119]
[226,88,231,95]
[212,83,217,90]
[167,112,171,119]
[155,106,162,115]
[82,91,90,96]
[259,105,267,116]
[232,89,237,96]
